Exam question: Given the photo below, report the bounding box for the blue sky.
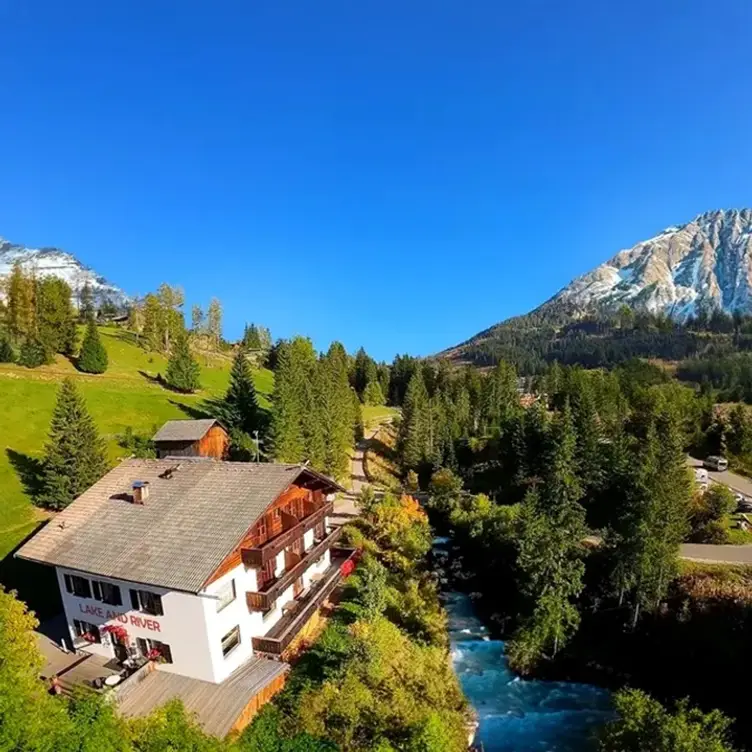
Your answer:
[2,1,752,361]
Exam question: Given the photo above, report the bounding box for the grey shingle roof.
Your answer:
[152,419,220,443]
[16,458,340,593]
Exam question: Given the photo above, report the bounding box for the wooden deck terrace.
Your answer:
[115,656,289,737]
[36,616,122,696]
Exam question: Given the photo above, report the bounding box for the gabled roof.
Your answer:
[152,419,221,443]
[16,458,343,593]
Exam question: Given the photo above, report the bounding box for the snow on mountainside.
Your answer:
[0,237,128,306]
[536,209,752,320]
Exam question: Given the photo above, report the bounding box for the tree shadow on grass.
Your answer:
[138,369,164,386]
[6,448,45,498]
[168,399,215,420]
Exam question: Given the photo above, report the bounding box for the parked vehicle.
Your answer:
[694,468,709,490]
[703,456,729,472]
[736,494,752,513]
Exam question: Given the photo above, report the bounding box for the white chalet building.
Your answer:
[18,441,353,734]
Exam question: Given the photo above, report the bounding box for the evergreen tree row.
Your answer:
[271,336,362,479]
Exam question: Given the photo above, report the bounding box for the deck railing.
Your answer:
[246,525,343,612]
[251,548,357,655]
[241,501,333,568]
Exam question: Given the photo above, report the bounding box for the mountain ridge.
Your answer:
[444,208,752,359]
[0,236,128,307]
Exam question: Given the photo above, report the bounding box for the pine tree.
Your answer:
[243,323,263,350]
[39,378,107,510]
[77,318,109,374]
[79,282,95,321]
[223,347,259,435]
[164,333,201,393]
[399,370,430,471]
[18,337,51,369]
[270,337,318,463]
[0,333,15,363]
[482,360,520,432]
[363,379,385,406]
[353,347,377,400]
[508,401,588,671]
[352,387,364,442]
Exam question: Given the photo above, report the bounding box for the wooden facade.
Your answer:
[155,424,229,460]
[204,485,329,587]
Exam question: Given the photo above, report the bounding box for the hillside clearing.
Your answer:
[0,327,273,560]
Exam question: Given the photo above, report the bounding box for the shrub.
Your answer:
[599,688,736,752]
[18,338,52,368]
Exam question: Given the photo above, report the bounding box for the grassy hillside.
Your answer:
[0,327,273,560]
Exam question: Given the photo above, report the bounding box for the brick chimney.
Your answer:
[132,481,150,505]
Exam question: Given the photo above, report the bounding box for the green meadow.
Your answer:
[0,327,273,559]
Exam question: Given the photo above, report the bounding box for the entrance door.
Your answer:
[113,634,129,663]
[293,576,304,598]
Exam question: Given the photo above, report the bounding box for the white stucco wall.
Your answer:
[56,567,216,682]
[55,513,338,685]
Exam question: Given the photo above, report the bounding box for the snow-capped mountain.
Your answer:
[537,209,752,320]
[0,237,128,307]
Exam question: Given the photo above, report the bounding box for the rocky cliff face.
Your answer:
[0,237,128,307]
[538,209,752,320]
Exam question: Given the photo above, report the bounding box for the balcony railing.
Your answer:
[241,501,333,569]
[252,548,357,655]
[246,525,343,612]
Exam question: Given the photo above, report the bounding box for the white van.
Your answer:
[703,456,729,472]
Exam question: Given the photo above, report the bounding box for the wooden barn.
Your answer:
[152,419,229,459]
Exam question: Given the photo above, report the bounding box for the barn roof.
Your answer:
[152,419,221,443]
[16,458,343,593]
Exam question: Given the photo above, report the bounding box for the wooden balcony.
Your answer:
[241,501,333,569]
[246,525,344,612]
[252,547,357,656]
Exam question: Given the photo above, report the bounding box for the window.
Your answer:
[64,574,92,599]
[136,638,173,664]
[216,579,236,613]
[92,580,122,606]
[73,619,101,644]
[221,626,241,657]
[129,589,164,616]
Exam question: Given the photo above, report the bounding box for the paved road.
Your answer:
[680,542,752,565]
[680,457,752,564]
[687,456,752,498]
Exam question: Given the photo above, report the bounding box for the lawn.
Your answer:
[362,404,399,429]
[0,327,273,560]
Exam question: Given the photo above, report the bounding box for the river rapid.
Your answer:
[435,539,613,751]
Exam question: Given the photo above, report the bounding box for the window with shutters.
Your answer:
[73,619,101,643]
[136,637,173,663]
[221,625,241,657]
[64,574,92,599]
[216,579,236,612]
[91,580,122,606]
[129,588,164,616]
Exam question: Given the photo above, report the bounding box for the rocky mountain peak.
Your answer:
[537,208,752,320]
[0,236,128,307]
